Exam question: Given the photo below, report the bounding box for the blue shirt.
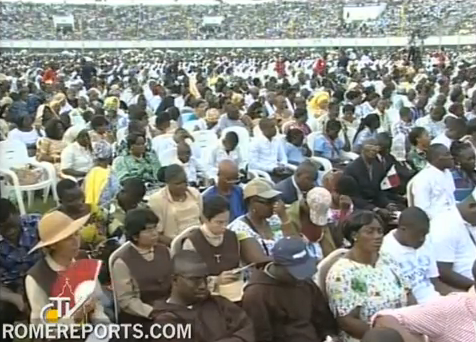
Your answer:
[0,214,42,290]
[353,128,378,153]
[284,142,306,165]
[451,168,475,202]
[314,134,344,161]
[203,185,247,222]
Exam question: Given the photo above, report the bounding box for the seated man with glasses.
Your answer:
[203,160,246,223]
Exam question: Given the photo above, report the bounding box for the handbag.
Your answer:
[9,164,45,185]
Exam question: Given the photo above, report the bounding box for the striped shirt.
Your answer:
[374,291,476,342]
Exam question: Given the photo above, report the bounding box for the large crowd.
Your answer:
[1,0,475,41]
[1,3,476,339]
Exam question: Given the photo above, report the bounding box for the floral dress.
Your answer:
[326,253,409,342]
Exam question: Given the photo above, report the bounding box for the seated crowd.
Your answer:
[1,52,476,342]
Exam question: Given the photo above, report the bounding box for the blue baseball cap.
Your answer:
[271,237,317,280]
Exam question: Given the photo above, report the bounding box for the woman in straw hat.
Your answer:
[25,211,109,325]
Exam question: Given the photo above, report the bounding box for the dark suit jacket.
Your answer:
[344,157,389,210]
[275,176,299,205]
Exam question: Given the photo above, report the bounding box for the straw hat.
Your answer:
[30,211,90,253]
[243,178,281,200]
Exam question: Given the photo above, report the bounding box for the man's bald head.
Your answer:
[426,143,449,163]
[217,160,240,189]
[427,143,454,171]
[218,159,238,175]
[172,250,209,277]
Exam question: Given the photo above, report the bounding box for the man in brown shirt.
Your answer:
[242,237,339,342]
[151,250,254,342]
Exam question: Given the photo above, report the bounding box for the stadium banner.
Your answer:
[202,16,225,25]
[53,15,75,29]
[0,35,474,50]
[343,4,386,23]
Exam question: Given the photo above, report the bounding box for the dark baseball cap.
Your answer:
[271,237,317,280]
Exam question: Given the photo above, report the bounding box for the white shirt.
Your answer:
[356,102,375,119]
[207,140,243,178]
[381,231,440,304]
[60,142,94,174]
[175,156,207,185]
[8,128,42,146]
[431,133,453,148]
[249,135,287,172]
[429,208,476,280]
[151,136,200,165]
[415,116,445,139]
[412,164,456,220]
[291,175,304,202]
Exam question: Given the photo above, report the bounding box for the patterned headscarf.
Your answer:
[92,140,112,160]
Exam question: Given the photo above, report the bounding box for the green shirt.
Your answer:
[407,147,427,172]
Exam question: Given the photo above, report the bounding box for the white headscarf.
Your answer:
[62,125,85,144]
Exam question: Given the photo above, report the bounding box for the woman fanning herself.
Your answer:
[25,211,109,325]
[228,178,296,265]
[326,211,414,342]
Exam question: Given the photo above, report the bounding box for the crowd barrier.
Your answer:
[1,36,475,50]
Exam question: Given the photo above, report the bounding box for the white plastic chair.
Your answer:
[170,226,200,256]
[306,131,320,153]
[313,248,348,296]
[191,130,218,162]
[0,140,58,215]
[182,120,201,133]
[407,176,416,207]
[108,241,131,323]
[311,156,332,173]
[160,148,178,167]
[341,151,359,161]
[151,134,174,162]
[116,127,127,143]
[248,169,273,183]
[221,126,250,162]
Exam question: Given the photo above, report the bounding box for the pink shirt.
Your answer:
[374,291,476,342]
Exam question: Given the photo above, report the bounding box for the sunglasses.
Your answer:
[254,197,277,205]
